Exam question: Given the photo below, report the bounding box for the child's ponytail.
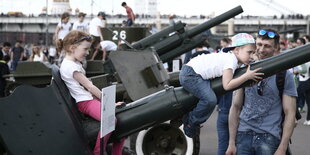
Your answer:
[56,39,64,54]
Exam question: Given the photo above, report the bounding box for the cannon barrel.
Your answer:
[111,43,310,141]
[131,6,243,61]
[131,21,186,49]
[154,5,243,58]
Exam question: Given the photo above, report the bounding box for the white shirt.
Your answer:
[1,50,8,56]
[49,47,57,57]
[100,41,117,51]
[57,22,71,39]
[298,62,310,81]
[72,20,89,32]
[60,59,93,102]
[89,17,103,37]
[187,52,238,80]
[33,52,45,62]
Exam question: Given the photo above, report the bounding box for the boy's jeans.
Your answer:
[179,65,217,125]
[236,131,280,155]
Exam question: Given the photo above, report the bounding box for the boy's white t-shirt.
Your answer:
[60,58,93,102]
[89,17,103,37]
[57,22,71,39]
[100,41,117,51]
[72,21,89,32]
[187,52,238,80]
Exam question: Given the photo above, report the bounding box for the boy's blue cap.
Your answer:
[223,33,255,52]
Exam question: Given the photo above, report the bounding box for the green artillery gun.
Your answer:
[0,6,252,155]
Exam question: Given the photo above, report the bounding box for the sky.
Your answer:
[0,0,309,17]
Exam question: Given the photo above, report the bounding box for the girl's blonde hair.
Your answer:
[56,30,92,54]
[30,44,40,61]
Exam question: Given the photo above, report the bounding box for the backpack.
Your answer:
[276,71,300,155]
[276,71,301,120]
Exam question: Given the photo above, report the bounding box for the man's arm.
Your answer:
[226,88,244,155]
[97,26,104,41]
[131,11,135,21]
[275,94,296,155]
[20,48,24,61]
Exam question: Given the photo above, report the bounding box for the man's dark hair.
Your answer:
[297,37,306,45]
[16,40,22,44]
[280,41,286,46]
[3,42,11,47]
[221,38,231,44]
[257,28,280,46]
[121,2,127,6]
[303,35,310,42]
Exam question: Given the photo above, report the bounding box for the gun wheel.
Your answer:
[136,123,200,155]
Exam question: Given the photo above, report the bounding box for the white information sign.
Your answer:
[172,60,180,72]
[100,85,116,138]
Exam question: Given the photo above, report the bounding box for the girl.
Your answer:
[58,30,125,155]
[180,33,264,138]
[29,45,47,62]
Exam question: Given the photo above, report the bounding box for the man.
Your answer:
[89,11,106,60]
[226,29,297,155]
[121,2,135,26]
[10,40,24,71]
[216,37,233,155]
[0,42,11,59]
[91,40,117,61]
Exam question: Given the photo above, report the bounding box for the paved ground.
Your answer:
[200,107,310,155]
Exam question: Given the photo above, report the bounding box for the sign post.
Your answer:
[100,85,116,155]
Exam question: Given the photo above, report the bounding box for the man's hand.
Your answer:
[226,144,237,155]
[274,148,286,155]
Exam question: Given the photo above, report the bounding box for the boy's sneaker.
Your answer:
[182,113,199,138]
[183,123,199,138]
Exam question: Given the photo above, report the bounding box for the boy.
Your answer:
[180,33,264,138]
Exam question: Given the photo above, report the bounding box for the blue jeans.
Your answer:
[11,60,19,71]
[236,131,280,155]
[179,65,217,125]
[216,92,233,155]
[126,19,133,26]
[217,112,229,155]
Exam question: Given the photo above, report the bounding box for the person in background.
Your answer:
[279,41,287,52]
[220,38,231,52]
[58,30,125,155]
[48,45,57,64]
[0,42,11,58]
[10,40,24,71]
[91,40,117,61]
[54,12,71,59]
[216,37,233,155]
[54,12,71,41]
[0,55,10,97]
[29,44,47,62]
[121,2,135,26]
[89,11,106,60]
[303,35,310,43]
[294,37,309,114]
[72,12,88,33]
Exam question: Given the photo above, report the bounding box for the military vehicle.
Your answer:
[3,5,306,155]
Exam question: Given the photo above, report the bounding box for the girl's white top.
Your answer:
[60,58,93,102]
